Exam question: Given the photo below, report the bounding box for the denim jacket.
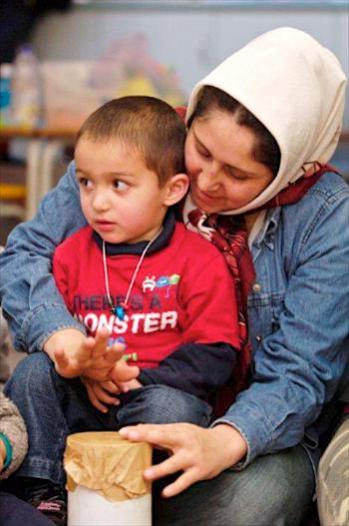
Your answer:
[1,162,349,469]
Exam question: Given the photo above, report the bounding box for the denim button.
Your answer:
[253,283,261,293]
[256,335,262,342]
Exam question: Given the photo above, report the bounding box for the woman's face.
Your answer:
[185,110,274,213]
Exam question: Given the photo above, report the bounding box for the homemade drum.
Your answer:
[64,431,152,526]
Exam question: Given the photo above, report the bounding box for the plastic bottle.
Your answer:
[11,44,45,129]
[0,63,13,128]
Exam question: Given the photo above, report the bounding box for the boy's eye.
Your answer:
[113,180,128,191]
[78,177,92,188]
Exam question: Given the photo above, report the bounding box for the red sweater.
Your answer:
[53,215,240,400]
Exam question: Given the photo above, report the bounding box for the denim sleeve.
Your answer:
[0,161,87,353]
[213,189,349,468]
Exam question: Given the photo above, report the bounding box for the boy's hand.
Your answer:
[109,360,140,387]
[116,378,143,393]
[83,361,141,411]
[79,330,126,381]
[83,378,121,413]
[44,328,91,377]
[83,374,141,412]
[44,328,125,379]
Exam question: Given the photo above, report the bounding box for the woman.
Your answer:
[1,28,348,526]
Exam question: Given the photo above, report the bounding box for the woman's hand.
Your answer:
[119,423,248,497]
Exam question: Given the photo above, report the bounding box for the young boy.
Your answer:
[5,96,240,524]
[53,96,241,410]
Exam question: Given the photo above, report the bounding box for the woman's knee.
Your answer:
[155,446,314,526]
[317,416,349,526]
[216,450,313,526]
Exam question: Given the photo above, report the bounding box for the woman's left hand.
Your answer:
[119,422,248,497]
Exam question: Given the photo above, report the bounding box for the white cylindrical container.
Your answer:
[64,432,152,526]
[11,44,44,129]
[68,486,151,526]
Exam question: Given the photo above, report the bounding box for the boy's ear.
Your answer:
[163,173,189,206]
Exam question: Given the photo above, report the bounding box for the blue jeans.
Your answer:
[153,445,315,526]
[4,353,212,484]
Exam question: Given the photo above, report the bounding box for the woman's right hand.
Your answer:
[119,422,248,497]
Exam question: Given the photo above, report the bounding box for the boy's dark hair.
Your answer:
[76,96,186,186]
[188,86,281,177]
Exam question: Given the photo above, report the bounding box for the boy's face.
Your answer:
[75,138,173,244]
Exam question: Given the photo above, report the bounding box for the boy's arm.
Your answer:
[139,342,237,399]
[0,161,87,354]
[139,252,241,399]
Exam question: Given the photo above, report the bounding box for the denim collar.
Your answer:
[93,209,176,256]
[253,207,281,251]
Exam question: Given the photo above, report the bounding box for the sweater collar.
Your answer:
[93,209,176,256]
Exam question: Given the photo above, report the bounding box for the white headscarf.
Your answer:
[186,27,347,215]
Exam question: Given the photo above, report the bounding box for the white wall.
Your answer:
[31,4,349,125]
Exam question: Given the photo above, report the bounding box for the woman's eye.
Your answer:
[197,145,211,159]
[225,167,247,181]
[113,180,128,191]
[234,174,248,181]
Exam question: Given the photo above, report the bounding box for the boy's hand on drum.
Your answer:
[119,423,248,497]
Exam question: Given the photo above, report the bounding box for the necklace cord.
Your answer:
[102,240,113,309]
[102,228,163,312]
